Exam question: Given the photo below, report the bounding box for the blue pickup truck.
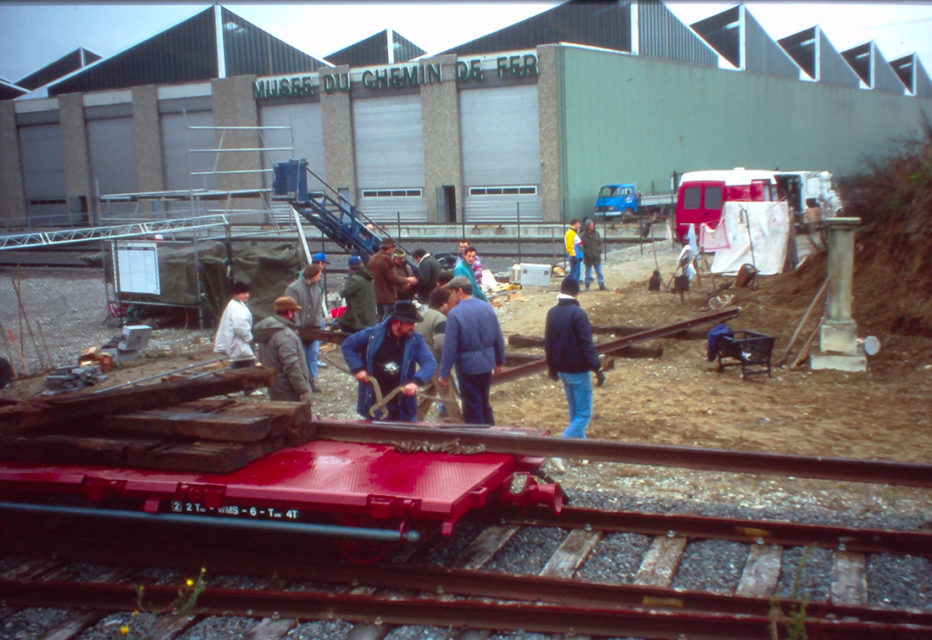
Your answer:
[593,183,674,221]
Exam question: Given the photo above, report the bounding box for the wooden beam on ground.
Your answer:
[0,367,275,434]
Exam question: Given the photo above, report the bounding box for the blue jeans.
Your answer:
[568,255,583,283]
[302,340,320,381]
[458,370,494,425]
[585,262,604,287]
[558,371,593,438]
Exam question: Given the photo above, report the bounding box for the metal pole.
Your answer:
[397,211,402,240]
[516,202,522,265]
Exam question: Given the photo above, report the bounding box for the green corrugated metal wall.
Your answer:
[556,46,932,222]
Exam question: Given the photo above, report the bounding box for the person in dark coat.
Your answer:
[580,218,607,290]
[413,248,441,304]
[339,255,377,333]
[545,276,604,441]
[368,238,417,320]
[341,300,437,422]
[254,296,313,404]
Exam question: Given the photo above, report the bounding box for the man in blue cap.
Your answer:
[339,255,377,333]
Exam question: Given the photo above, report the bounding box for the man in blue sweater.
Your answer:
[438,276,505,425]
[341,300,436,421]
[545,276,604,441]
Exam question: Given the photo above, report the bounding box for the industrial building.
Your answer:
[1,1,931,228]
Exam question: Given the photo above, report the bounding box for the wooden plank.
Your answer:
[455,525,520,570]
[831,551,868,605]
[105,410,276,442]
[633,536,687,587]
[0,367,275,434]
[540,529,603,578]
[737,544,783,598]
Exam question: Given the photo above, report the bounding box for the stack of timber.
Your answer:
[0,367,314,474]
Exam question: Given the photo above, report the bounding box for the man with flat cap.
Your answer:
[254,296,313,405]
[341,299,437,422]
[368,238,418,321]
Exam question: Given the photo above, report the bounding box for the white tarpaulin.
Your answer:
[709,201,790,276]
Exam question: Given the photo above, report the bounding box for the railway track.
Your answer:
[1,496,930,639]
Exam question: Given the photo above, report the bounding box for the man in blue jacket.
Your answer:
[545,275,604,440]
[438,276,505,425]
[341,299,437,421]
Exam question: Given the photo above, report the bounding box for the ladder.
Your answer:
[272,160,417,270]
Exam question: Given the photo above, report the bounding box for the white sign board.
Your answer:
[115,241,161,295]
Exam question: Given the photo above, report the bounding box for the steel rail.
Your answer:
[491,308,741,384]
[1,579,926,640]
[512,506,932,555]
[5,522,930,631]
[311,420,932,488]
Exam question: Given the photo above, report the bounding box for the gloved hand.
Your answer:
[548,369,558,381]
[595,370,606,387]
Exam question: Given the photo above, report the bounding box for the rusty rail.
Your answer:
[311,420,932,488]
[492,307,740,385]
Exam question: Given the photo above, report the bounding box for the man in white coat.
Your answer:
[214,281,255,367]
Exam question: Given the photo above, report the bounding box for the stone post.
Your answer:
[810,217,866,371]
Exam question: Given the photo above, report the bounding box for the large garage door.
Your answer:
[259,102,325,185]
[461,85,542,222]
[88,116,138,219]
[160,110,217,195]
[18,123,67,224]
[353,94,426,222]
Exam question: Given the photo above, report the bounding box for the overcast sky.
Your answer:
[2,2,932,85]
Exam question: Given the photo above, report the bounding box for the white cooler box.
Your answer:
[511,263,552,287]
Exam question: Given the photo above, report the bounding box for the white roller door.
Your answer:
[259,102,325,185]
[88,117,138,218]
[353,94,426,222]
[461,85,542,222]
[18,123,67,223]
[160,111,217,194]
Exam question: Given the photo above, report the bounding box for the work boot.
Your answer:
[599,284,608,291]
[584,282,590,291]
[311,381,322,393]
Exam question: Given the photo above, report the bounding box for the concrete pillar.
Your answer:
[810,217,866,372]
[320,65,356,204]
[0,100,27,224]
[420,54,462,224]
[59,93,93,221]
[537,45,562,223]
[211,76,262,192]
[132,85,165,213]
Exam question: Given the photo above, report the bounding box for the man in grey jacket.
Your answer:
[254,296,313,404]
[438,276,505,425]
[284,264,323,391]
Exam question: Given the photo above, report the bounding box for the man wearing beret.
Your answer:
[213,280,255,368]
[254,296,313,405]
[341,300,437,421]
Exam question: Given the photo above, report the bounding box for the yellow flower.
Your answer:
[120,625,130,635]
[186,578,195,587]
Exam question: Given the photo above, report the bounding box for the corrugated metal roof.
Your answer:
[221,7,327,76]
[636,0,717,66]
[440,1,633,57]
[690,5,741,68]
[46,6,326,97]
[842,42,904,93]
[49,7,217,96]
[0,78,27,100]
[326,29,425,66]
[890,54,932,97]
[743,8,799,78]
[16,48,101,91]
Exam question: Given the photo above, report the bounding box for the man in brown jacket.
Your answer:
[367,238,417,321]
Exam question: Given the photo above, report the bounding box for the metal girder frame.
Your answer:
[0,214,231,250]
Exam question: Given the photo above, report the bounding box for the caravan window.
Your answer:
[682,186,702,209]
[704,186,723,209]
